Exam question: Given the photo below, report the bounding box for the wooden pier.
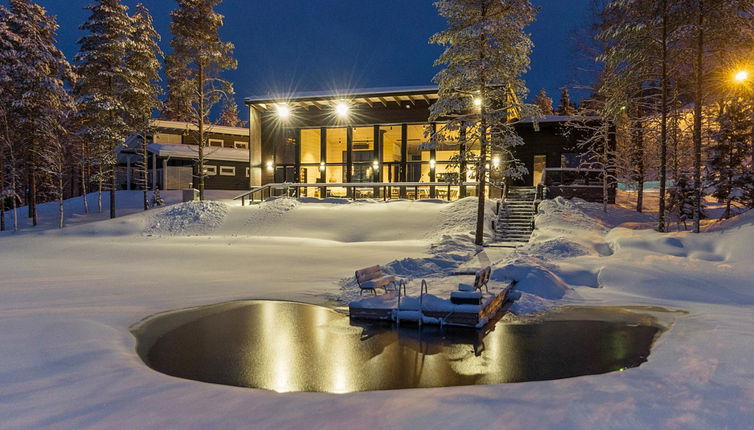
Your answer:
[349,281,514,329]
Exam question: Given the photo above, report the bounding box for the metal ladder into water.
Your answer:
[395,280,428,326]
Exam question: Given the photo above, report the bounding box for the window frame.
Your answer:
[234,141,249,149]
[203,165,218,175]
[219,166,236,176]
[208,138,224,148]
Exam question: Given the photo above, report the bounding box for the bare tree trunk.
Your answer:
[110,163,116,219]
[81,161,89,214]
[97,166,103,213]
[142,132,149,211]
[475,112,488,246]
[633,115,645,212]
[29,151,37,226]
[1,140,5,232]
[692,0,704,233]
[198,63,206,201]
[11,170,17,232]
[58,173,64,229]
[658,0,668,232]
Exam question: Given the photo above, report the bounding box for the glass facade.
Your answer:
[290,122,490,199]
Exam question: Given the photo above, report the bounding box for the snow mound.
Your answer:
[525,237,593,259]
[145,201,229,236]
[705,208,754,232]
[491,257,571,300]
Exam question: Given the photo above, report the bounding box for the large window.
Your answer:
[406,124,432,182]
[352,126,375,182]
[325,128,347,183]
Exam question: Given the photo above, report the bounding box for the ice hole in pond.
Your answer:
[133,300,664,393]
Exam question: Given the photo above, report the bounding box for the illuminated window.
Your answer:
[219,166,236,176]
[203,165,217,175]
[234,141,248,149]
[208,139,224,148]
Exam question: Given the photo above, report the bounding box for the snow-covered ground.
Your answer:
[1,191,754,429]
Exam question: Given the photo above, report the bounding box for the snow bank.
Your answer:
[144,201,229,236]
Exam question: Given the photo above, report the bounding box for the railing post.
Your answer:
[241,196,245,207]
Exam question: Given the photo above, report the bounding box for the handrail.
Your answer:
[233,181,489,205]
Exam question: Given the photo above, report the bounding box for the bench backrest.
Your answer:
[356,265,383,284]
[474,266,491,290]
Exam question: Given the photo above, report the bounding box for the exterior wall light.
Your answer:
[276,104,291,119]
[429,159,436,169]
[335,102,349,118]
[474,98,483,107]
[372,160,379,170]
[492,156,501,168]
[266,161,274,171]
[320,161,326,171]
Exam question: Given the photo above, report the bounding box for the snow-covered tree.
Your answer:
[557,86,576,116]
[533,88,554,115]
[706,100,750,219]
[217,98,246,128]
[430,0,539,246]
[667,173,700,230]
[164,0,237,200]
[74,0,133,219]
[1,0,75,228]
[123,3,163,211]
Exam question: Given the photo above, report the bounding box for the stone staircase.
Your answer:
[493,186,537,246]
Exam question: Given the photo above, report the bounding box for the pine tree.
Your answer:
[533,88,554,115]
[668,173,699,230]
[74,0,133,219]
[430,0,539,246]
[557,86,576,116]
[706,101,749,219]
[1,0,75,228]
[164,0,237,200]
[123,3,163,211]
[217,98,246,128]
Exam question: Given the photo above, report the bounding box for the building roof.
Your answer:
[146,143,249,162]
[151,119,249,137]
[245,86,440,112]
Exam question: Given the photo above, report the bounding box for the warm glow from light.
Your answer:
[492,156,501,168]
[429,159,436,169]
[320,161,326,171]
[335,102,349,118]
[474,98,483,107]
[276,104,290,119]
[372,160,379,170]
[266,161,274,171]
[734,70,749,83]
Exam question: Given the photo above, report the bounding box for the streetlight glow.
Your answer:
[473,98,483,107]
[335,102,349,118]
[734,70,749,83]
[276,104,291,119]
[492,156,500,168]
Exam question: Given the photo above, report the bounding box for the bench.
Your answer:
[355,265,400,295]
[451,266,492,305]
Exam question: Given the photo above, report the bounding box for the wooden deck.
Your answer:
[349,282,514,329]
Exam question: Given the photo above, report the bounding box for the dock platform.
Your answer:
[349,280,515,329]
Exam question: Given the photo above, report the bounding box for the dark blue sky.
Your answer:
[32,0,592,119]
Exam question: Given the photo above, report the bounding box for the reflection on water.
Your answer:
[136,301,662,393]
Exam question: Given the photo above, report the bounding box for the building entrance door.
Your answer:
[533,154,547,186]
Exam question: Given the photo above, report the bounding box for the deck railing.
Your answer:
[233,181,504,206]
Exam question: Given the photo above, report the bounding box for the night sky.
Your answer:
[30,0,592,120]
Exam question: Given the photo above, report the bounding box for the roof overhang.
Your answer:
[150,119,248,137]
[245,86,440,112]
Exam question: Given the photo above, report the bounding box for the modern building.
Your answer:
[118,87,613,202]
[118,120,253,191]
[245,86,612,200]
